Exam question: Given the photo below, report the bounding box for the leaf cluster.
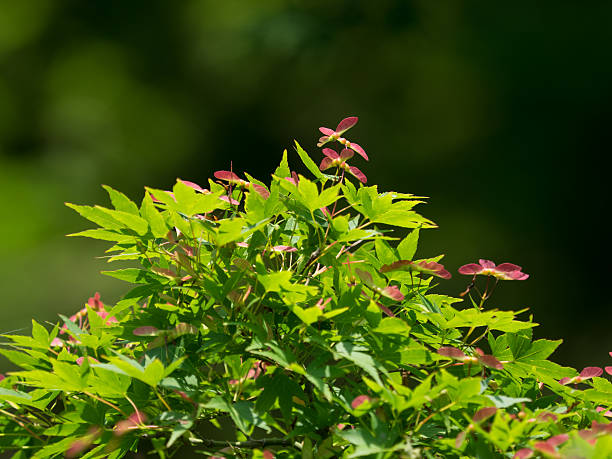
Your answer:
[1,122,611,458]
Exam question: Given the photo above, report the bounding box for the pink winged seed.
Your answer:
[578,428,598,445]
[533,442,559,458]
[178,179,206,193]
[380,260,411,273]
[473,407,497,422]
[514,448,534,459]
[381,285,404,302]
[579,366,603,379]
[376,301,395,317]
[478,354,504,370]
[560,367,602,385]
[459,259,528,280]
[219,195,240,205]
[349,166,367,184]
[413,261,451,279]
[319,157,334,171]
[76,356,99,366]
[348,142,368,161]
[149,190,176,203]
[355,268,374,286]
[340,148,354,160]
[495,263,522,272]
[66,427,101,458]
[479,259,496,269]
[114,411,147,437]
[284,172,300,186]
[458,263,483,275]
[335,116,359,135]
[508,271,529,280]
[437,346,467,360]
[88,292,103,309]
[250,183,270,199]
[214,170,242,182]
[316,297,332,311]
[454,430,467,449]
[546,434,569,447]
[322,148,340,160]
[66,439,90,458]
[351,394,372,409]
[380,260,451,279]
[271,245,297,252]
[133,326,159,336]
[537,412,558,422]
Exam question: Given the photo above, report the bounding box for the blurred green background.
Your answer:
[1,0,610,370]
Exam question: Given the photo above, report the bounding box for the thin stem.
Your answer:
[331,204,353,217]
[414,402,457,432]
[469,327,489,347]
[484,278,499,300]
[355,221,372,231]
[155,389,171,411]
[478,276,491,309]
[83,392,128,417]
[0,408,43,442]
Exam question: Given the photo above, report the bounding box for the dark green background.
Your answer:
[1,1,610,370]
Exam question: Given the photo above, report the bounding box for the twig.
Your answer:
[82,391,127,417]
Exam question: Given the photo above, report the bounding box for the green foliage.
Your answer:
[1,120,611,458]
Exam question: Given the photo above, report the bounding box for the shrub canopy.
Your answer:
[1,118,611,458]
